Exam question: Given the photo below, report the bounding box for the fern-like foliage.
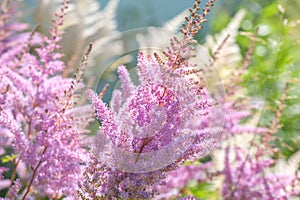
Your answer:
[136,9,188,54]
[204,10,246,83]
[26,0,122,87]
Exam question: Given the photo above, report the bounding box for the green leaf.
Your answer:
[185,182,218,200]
[1,154,17,163]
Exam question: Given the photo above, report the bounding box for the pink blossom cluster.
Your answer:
[0,1,92,199]
[81,48,217,198]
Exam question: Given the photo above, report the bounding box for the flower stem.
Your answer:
[21,146,48,200]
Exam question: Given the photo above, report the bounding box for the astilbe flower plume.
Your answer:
[79,0,221,199]
[155,12,300,199]
[0,1,93,199]
[219,83,300,200]
[222,146,298,200]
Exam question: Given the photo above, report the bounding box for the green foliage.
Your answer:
[209,0,300,158]
[1,154,17,163]
[184,181,218,199]
[239,0,300,158]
